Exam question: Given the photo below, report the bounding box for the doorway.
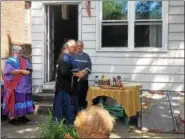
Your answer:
[44,4,78,82]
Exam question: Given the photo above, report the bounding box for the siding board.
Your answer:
[84,50,184,58]
[32,9,43,17]
[31,2,42,9]
[83,41,96,49]
[32,48,42,56]
[88,81,184,91]
[90,57,184,66]
[32,33,44,41]
[92,65,184,75]
[169,6,184,15]
[82,25,96,33]
[32,25,44,33]
[170,1,184,6]
[169,33,184,41]
[32,71,42,78]
[168,41,184,49]
[169,15,184,23]
[32,56,42,64]
[82,17,96,25]
[82,33,96,41]
[32,17,44,25]
[88,73,184,83]
[169,24,184,33]
[32,41,44,48]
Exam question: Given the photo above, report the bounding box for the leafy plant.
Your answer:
[40,111,79,139]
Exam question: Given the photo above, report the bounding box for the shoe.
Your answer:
[19,116,30,123]
[9,119,20,125]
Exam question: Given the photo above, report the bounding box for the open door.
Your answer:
[45,5,55,82]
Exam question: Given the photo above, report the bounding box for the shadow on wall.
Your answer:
[88,42,184,91]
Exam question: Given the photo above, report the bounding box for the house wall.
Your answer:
[85,1,184,91]
[1,1,25,79]
[1,1,32,79]
[31,1,184,92]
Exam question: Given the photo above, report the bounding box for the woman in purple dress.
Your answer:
[2,45,34,125]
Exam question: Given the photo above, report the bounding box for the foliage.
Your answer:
[102,0,162,20]
[136,1,162,19]
[40,111,79,139]
[103,0,127,20]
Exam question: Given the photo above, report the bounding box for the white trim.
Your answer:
[42,4,46,83]
[162,1,169,50]
[96,47,167,53]
[128,1,135,49]
[97,1,169,52]
[78,3,82,41]
[42,1,82,82]
[42,1,80,5]
[96,0,101,51]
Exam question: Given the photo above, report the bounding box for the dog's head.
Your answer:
[74,105,115,138]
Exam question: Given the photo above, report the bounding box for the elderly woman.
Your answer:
[2,45,34,125]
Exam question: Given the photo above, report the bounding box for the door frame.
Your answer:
[43,1,82,83]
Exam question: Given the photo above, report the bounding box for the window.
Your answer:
[99,1,168,51]
[135,1,162,47]
[102,0,128,47]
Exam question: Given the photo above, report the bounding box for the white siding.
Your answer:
[31,1,44,93]
[83,1,184,91]
[31,1,184,92]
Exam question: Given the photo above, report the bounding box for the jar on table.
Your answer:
[94,76,99,87]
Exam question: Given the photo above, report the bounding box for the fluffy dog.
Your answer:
[65,105,115,138]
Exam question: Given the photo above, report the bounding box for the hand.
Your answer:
[21,70,30,75]
[75,71,85,79]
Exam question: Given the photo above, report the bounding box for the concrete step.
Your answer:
[34,102,53,115]
[43,82,55,91]
[33,92,54,102]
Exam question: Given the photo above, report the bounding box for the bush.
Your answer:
[40,111,79,139]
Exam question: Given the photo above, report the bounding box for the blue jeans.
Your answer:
[52,90,79,125]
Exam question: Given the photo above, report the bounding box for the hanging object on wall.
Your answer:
[61,5,69,20]
[85,0,91,18]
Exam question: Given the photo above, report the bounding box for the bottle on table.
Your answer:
[94,76,99,87]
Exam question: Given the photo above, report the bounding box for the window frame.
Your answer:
[96,1,169,52]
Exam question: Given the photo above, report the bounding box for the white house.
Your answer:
[31,0,184,93]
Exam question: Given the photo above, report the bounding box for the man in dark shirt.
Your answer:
[52,40,80,125]
[73,41,92,110]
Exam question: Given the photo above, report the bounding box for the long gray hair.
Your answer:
[12,45,23,54]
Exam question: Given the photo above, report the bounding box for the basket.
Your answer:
[98,80,111,86]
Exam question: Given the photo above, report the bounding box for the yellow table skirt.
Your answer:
[86,85,141,117]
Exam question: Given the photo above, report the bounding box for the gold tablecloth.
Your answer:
[86,84,142,117]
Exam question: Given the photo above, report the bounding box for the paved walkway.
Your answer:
[1,114,184,138]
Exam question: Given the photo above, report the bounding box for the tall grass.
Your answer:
[40,111,79,139]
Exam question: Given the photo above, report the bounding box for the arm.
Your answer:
[58,57,73,76]
[85,55,92,74]
[75,55,92,78]
[10,70,30,75]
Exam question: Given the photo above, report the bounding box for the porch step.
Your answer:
[42,82,55,91]
[33,92,54,102]
[33,88,54,115]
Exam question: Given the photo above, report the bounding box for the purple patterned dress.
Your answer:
[2,57,34,119]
